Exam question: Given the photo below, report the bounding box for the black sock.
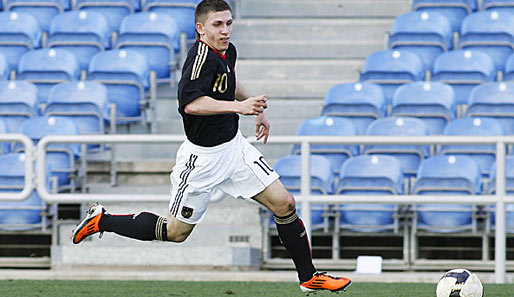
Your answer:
[274,210,317,283]
[98,211,168,241]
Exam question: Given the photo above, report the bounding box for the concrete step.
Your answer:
[239,79,348,100]
[232,18,394,41]
[236,0,410,18]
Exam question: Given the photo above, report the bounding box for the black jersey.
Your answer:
[178,40,238,147]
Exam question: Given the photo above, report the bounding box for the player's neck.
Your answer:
[198,38,227,58]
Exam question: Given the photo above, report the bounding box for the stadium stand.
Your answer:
[321,82,385,135]
[291,116,358,174]
[0,52,9,81]
[0,81,38,135]
[486,156,514,232]
[0,11,41,75]
[75,0,140,31]
[273,154,335,229]
[17,48,80,105]
[391,82,456,135]
[0,153,46,230]
[432,49,496,106]
[359,49,425,104]
[116,12,180,83]
[411,0,477,33]
[362,117,429,177]
[4,0,70,32]
[412,155,482,233]
[142,0,198,41]
[388,11,453,70]
[482,0,514,14]
[502,51,514,81]
[439,117,504,175]
[17,116,80,191]
[335,155,403,233]
[47,11,111,72]
[466,82,514,134]
[0,119,9,154]
[458,10,514,71]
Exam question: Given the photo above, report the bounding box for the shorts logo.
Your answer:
[181,206,194,219]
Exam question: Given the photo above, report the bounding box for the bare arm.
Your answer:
[235,81,271,144]
[184,95,267,116]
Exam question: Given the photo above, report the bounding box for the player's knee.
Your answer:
[273,192,296,217]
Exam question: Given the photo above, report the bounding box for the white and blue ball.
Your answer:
[436,268,483,297]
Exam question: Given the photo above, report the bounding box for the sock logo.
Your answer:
[181,206,194,219]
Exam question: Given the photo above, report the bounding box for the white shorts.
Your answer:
[168,131,279,224]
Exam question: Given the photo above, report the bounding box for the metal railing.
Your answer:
[0,134,34,201]
[29,133,514,284]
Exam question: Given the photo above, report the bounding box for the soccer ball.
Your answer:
[436,268,483,297]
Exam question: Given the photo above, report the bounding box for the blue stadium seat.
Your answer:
[336,155,403,232]
[0,12,41,74]
[143,0,198,40]
[75,0,140,31]
[466,82,514,134]
[459,11,514,71]
[363,117,429,177]
[116,12,179,82]
[45,81,109,136]
[5,0,71,32]
[87,49,150,124]
[392,82,456,135]
[486,156,514,232]
[503,52,514,81]
[439,118,504,175]
[0,81,38,135]
[411,0,477,33]
[483,0,514,14]
[413,155,481,233]
[17,116,79,191]
[273,154,335,228]
[0,119,9,154]
[360,50,425,104]
[48,11,111,71]
[0,153,46,230]
[17,48,80,104]
[432,50,496,105]
[389,11,453,70]
[0,52,9,81]
[291,116,358,174]
[321,82,385,135]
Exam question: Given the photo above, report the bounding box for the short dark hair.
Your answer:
[195,0,232,24]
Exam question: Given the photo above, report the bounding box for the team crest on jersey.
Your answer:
[181,206,194,219]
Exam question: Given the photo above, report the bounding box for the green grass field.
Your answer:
[2,280,513,297]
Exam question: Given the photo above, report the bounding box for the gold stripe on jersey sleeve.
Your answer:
[191,42,208,80]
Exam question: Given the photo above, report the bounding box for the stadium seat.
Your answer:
[87,49,151,126]
[143,0,198,41]
[486,156,514,232]
[44,81,109,136]
[0,118,9,154]
[432,50,496,105]
[0,53,9,81]
[273,154,335,229]
[0,81,38,135]
[466,82,514,134]
[392,82,456,135]
[362,117,429,177]
[412,155,482,232]
[17,48,80,104]
[75,0,140,31]
[116,12,179,82]
[411,0,477,33]
[482,0,514,14]
[291,116,358,174]
[48,11,111,71]
[321,82,386,135]
[389,11,453,70]
[4,0,71,32]
[360,50,425,104]
[17,116,80,191]
[0,153,46,230]
[0,12,41,74]
[335,155,403,232]
[458,11,514,71]
[502,52,514,81]
[439,118,504,175]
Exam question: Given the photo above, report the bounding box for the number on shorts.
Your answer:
[253,156,274,175]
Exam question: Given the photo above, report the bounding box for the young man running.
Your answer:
[72,0,351,294]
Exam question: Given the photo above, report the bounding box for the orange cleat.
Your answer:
[72,203,106,244]
[300,272,352,295]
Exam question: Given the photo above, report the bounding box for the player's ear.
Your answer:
[196,22,205,36]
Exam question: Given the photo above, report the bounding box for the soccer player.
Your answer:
[72,0,351,294]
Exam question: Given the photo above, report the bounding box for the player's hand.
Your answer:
[238,95,267,115]
[255,112,270,144]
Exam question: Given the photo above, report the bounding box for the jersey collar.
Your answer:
[197,39,226,60]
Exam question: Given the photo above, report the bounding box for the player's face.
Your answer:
[196,10,233,54]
